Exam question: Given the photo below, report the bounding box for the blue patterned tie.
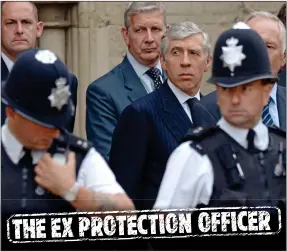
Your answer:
[262,98,274,126]
[146,67,163,89]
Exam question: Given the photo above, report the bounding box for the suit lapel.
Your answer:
[1,57,9,126]
[158,81,193,142]
[276,86,286,130]
[1,57,9,81]
[120,56,148,102]
[162,70,168,82]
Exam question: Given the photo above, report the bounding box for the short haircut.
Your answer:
[1,1,39,21]
[161,21,211,59]
[124,1,166,29]
[246,11,286,53]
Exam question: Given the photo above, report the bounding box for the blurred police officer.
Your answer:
[154,23,286,250]
[1,1,78,132]
[1,48,134,250]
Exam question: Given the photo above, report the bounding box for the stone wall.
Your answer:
[36,1,284,137]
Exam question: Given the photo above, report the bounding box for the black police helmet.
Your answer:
[2,48,74,129]
[207,22,278,87]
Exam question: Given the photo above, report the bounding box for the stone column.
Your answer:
[37,3,71,63]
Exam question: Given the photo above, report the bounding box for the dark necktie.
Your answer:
[262,98,274,126]
[247,129,256,151]
[146,67,163,89]
[19,147,33,167]
[18,147,33,209]
[186,97,199,123]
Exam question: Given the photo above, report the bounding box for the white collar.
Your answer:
[217,117,269,151]
[167,79,201,104]
[1,124,44,165]
[126,52,162,78]
[1,52,14,72]
[270,83,277,105]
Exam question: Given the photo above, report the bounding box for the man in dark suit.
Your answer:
[194,12,286,129]
[1,1,78,132]
[86,2,167,162]
[277,3,286,87]
[109,21,212,210]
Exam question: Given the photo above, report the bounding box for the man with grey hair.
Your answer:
[109,21,212,210]
[86,2,167,162]
[193,11,286,130]
[246,11,286,85]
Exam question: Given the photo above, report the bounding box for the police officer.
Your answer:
[154,23,286,250]
[1,48,134,250]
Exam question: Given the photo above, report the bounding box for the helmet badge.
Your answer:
[220,37,246,76]
[48,77,71,110]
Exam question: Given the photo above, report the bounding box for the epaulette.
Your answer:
[268,126,286,138]
[181,125,220,143]
[56,132,93,153]
[189,140,206,156]
[67,134,93,152]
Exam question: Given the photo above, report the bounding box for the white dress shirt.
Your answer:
[2,52,14,72]
[153,118,269,210]
[127,52,163,93]
[167,79,201,122]
[1,124,125,194]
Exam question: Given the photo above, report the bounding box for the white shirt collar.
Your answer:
[126,52,162,78]
[1,124,44,165]
[167,79,201,104]
[270,83,277,105]
[217,117,269,151]
[1,52,14,72]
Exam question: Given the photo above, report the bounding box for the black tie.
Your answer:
[19,147,33,167]
[146,67,163,89]
[186,97,199,122]
[18,147,33,209]
[247,129,256,151]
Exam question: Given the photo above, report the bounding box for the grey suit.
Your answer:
[86,55,166,162]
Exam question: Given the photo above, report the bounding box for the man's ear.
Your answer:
[5,106,15,119]
[36,21,44,38]
[263,83,273,106]
[280,50,286,68]
[160,54,167,72]
[204,56,213,72]
[121,27,129,47]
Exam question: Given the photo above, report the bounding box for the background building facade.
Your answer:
[35,1,283,138]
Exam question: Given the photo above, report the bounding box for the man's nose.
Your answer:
[15,21,24,35]
[180,52,191,67]
[145,29,155,43]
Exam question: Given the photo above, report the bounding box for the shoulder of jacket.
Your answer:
[268,126,286,139]
[56,132,94,153]
[181,125,220,143]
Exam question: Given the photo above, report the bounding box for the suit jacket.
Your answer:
[86,55,167,162]
[1,57,9,125]
[1,57,78,132]
[193,85,286,130]
[109,81,202,210]
[278,68,286,87]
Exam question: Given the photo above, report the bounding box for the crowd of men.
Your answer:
[1,1,286,250]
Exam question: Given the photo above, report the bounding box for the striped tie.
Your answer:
[262,98,274,126]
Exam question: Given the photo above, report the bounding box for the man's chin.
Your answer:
[141,52,159,61]
[12,44,32,53]
[224,116,256,129]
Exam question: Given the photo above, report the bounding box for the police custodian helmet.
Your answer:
[2,48,74,129]
[207,22,278,87]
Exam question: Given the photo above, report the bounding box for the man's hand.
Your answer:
[34,152,76,197]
